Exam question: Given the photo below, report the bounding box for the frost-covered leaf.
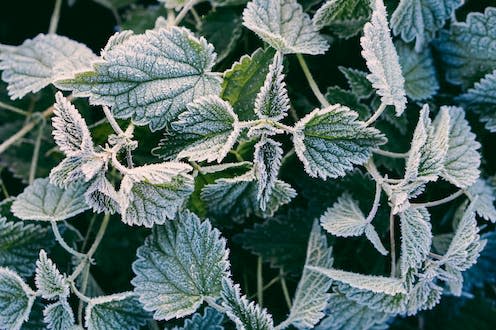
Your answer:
[286,221,333,329]
[254,137,283,212]
[170,96,240,163]
[221,277,274,330]
[320,193,368,237]
[391,0,464,51]
[173,307,224,330]
[399,207,432,277]
[338,66,374,99]
[0,267,36,330]
[242,0,328,55]
[35,250,69,300]
[49,152,107,188]
[0,215,53,277]
[56,27,222,131]
[11,178,89,221]
[132,211,230,320]
[312,0,371,39]
[293,105,386,180]
[221,48,275,121]
[467,179,496,223]
[396,41,439,101]
[441,106,481,189]
[43,300,75,330]
[436,8,496,87]
[254,52,289,121]
[84,174,121,214]
[0,34,96,99]
[85,292,149,330]
[361,0,407,115]
[307,267,406,295]
[119,169,194,227]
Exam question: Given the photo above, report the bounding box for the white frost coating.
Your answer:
[11,178,89,222]
[35,250,69,300]
[254,52,290,121]
[158,0,186,9]
[0,267,36,330]
[221,277,274,330]
[43,300,75,330]
[307,267,407,295]
[440,106,481,188]
[467,179,496,223]
[399,207,432,277]
[254,137,283,212]
[286,221,333,329]
[124,162,192,184]
[361,0,407,115]
[84,174,121,214]
[293,105,387,180]
[0,34,96,99]
[56,27,222,131]
[173,95,240,163]
[242,0,329,55]
[132,212,230,321]
[85,292,148,330]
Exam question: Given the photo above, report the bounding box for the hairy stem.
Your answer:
[205,297,227,314]
[248,276,281,299]
[280,269,292,309]
[373,148,408,158]
[365,103,387,126]
[28,120,45,184]
[257,257,264,306]
[49,0,63,34]
[0,101,29,116]
[365,181,382,223]
[389,211,396,277]
[296,53,330,107]
[411,190,465,208]
[77,264,90,324]
[70,280,91,303]
[102,106,124,135]
[281,148,295,166]
[174,0,197,26]
[51,221,87,259]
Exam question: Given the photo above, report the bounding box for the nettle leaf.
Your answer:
[307,267,406,295]
[313,0,371,39]
[35,250,69,300]
[56,27,222,131]
[119,163,194,227]
[338,66,374,100]
[132,211,230,320]
[43,300,75,330]
[0,215,52,277]
[399,207,432,277]
[254,137,283,212]
[201,171,296,221]
[242,0,329,55]
[85,292,149,330]
[396,41,439,101]
[254,52,289,121]
[0,34,96,99]
[391,0,463,52]
[221,48,275,121]
[467,179,496,223]
[436,7,496,87]
[324,86,371,120]
[173,307,224,330]
[361,0,407,115]
[170,95,240,163]
[320,193,388,256]
[221,278,274,330]
[0,267,36,330]
[293,105,387,180]
[11,178,89,221]
[84,173,121,214]
[441,106,481,189]
[286,221,333,329]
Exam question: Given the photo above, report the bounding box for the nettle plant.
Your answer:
[0,0,495,329]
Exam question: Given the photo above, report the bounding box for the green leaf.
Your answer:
[34,250,69,300]
[391,0,463,51]
[0,267,35,330]
[324,86,371,120]
[56,27,222,131]
[436,7,496,87]
[221,48,275,121]
[467,179,496,223]
[11,178,89,221]
[286,221,333,329]
[221,277,274,330]
[131,211,230,320]
[338,66,374,100]
[242,0,329,55]
[173,307,224,330]
[313,0,371,39]
[85,292,149,330]
[253,137,283,212]
[293,105,387,180]
[43,300,76,330]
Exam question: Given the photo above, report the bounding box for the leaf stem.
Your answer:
[174,0,197,26]
[296,53,330,107]
[257,257,264,306]
[280,269,292,309]
[373,148,408,158]
[70,280,91,303]
[102,106,124,135]
[389,210,396,277]
[248,275,281,299]
[49,0,63,34]
[51,221,87,259]
[365,103,387,126]
[205,297,227,314]
[28,119,45,184]
[411,190,465,208]
[0,101,29,116]
[365,181,382,223]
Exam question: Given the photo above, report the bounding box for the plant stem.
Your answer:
[280,270,292,309]
[205,297,227,314]
[373,148,408,158]
[364,158,384,184]
[174,0,197,26]
[389,211,396,277]
[248,276,281,299]
[102,106,124,135]
[28,120,45,184]
[281,148,295,166]
[296,53,330,107]
[191,7,202,28]
[365,181,382,223]
[0,101,29,116]
[257,257,263,306]
[70,280,91,303]
[49,0,63,34]
[365,103,387,126]
[51,221,87,259]
[411,190,465,208]
[77,264,90,324]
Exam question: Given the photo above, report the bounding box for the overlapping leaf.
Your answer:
[35,250,69,300]
[338,66,374,100]
[43,300,75,330]
[467,179,496,223]
[173,307,224,330]
[313,0,371,39]
[253,137,283,212]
